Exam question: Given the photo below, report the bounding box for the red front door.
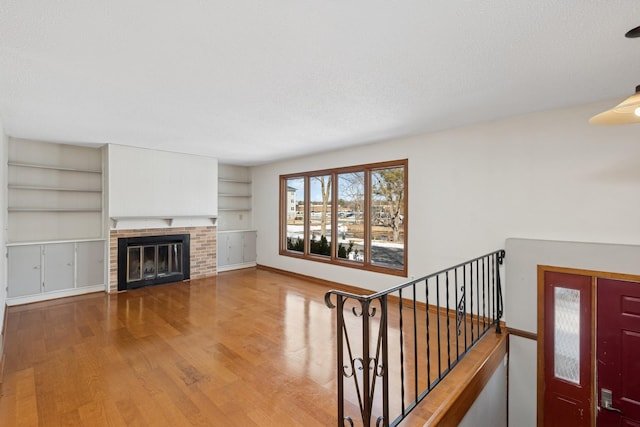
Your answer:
[597,278,640,426]
[543,271,593,427]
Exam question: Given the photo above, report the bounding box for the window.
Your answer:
[280,160,407,276]
[553,287,580,384]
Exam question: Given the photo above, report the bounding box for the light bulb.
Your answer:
[635,107,640,117]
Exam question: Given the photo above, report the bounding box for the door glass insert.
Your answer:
[554,287,581,384]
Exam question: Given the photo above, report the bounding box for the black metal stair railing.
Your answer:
[324,249,505,427]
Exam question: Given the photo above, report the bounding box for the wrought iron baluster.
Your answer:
[412,283,418,402]
[470,262,475,343]
[336,294,345,426]
[496,250,505,333]
[454,267,460,358]
[463,264,468,351]
[361,299,372,425]
[436,275,441,378]
[482,256,486,331]
[475,259,480,340]
[380,295,389,427]
[425,279,431,389]
[485,255,489,331]
[398,288,405,415]
[491,253,496,326]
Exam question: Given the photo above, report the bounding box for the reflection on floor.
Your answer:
[0,268,506,426]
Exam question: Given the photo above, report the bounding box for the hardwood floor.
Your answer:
[0,268,505,426]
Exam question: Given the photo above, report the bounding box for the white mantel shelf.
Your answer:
[110,215,217,228]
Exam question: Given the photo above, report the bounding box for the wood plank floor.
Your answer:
[0,268,505,426]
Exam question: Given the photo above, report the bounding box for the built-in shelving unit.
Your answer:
[218,178,252,213]
[217,167,253,229]
[8,143,103,244]
[6,138,106,304]
[217,164,256,270]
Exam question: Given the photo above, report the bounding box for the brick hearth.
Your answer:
[109,226,216,292]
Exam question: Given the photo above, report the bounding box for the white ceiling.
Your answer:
[1,1,639,165]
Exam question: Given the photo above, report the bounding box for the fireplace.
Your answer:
[117,234,190,290]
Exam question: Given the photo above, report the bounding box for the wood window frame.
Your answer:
[279,159,408,277]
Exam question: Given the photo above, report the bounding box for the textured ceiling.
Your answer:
[1,1,639,165]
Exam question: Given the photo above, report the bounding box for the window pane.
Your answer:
[309,175,332,257]
[337,172,364,262]
[370,166,405,269]
[286,177,305,253]
[554,287,580,384]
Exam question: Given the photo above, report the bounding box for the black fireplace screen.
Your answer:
[118,234,190,290]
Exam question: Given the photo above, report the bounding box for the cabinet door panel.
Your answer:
[227,233,244,265]
[8,245,42,297]
[76,241,104,287]
[243,231,257,263]
[44,243,75,292]
[217,234,230,267]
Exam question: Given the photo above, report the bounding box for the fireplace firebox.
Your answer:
[117,234,190,290]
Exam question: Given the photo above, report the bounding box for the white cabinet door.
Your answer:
[227,232,244,266]
[8,245,42,297]
[217,231,257,270]
[76,241,104,287]
[243,231,257,263]
[217,234,230,267]
[44,243,75,292]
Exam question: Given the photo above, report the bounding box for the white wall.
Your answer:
[252,100,640,292]
[509,335,537,426]
[459,355,508,427]
[505,238,640,427]
[108,144,218,220]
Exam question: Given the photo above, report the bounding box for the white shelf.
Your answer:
[7,238,106,247]
[218,208,251,212]
[218,178,251,184]
[9,185,102,193]
[219,193,251,197]
[9,208,102,212]
[110,215,217,227]
[8,162,101,174]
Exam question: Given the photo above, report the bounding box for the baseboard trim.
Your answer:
[218,261,257,272]
[256,264,371,295]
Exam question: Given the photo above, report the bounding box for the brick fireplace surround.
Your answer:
[109,226,217,292]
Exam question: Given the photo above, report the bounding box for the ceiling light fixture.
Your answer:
[589,25,640,125]
[589,85,640,125]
